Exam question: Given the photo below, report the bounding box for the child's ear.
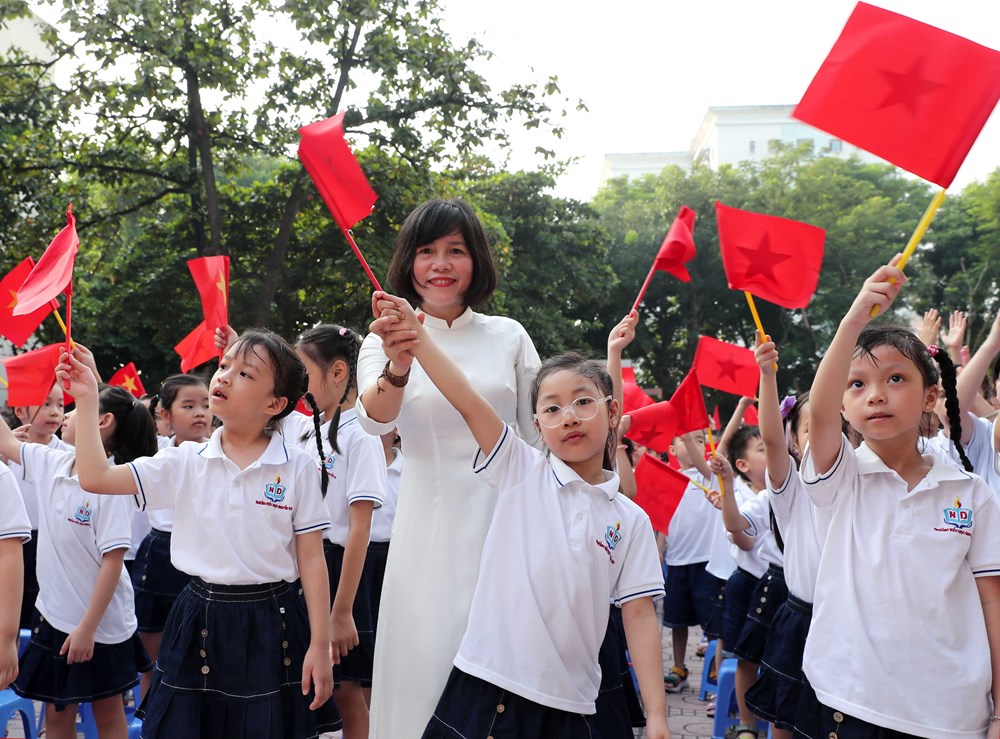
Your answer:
[13,407,28,423]
[735,458,751,474]
[96,411,115,433]
[331,358,350,385]
[265,396,290,418]
[923,383,940,412]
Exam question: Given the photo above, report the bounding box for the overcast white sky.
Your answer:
[438,0,1000,200]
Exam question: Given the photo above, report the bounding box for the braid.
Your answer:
[931,349,973,472]
[305,392,329,496]
[326,329,359,454]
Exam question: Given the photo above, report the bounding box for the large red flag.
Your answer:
[0,258,59,347]
[633,453,691,535]
[693,336,760,397]
[793,3,1000,188]
[1,343,62,406]
[621,366,655,414]
[187,256,229,333]
[175,321,219,373]
[109,362,146,398]
[715,202,825,310]
[625,401,678,454]
[13,205,79,317]
[669,368,710,436]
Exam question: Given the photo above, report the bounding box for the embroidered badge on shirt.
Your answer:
[323,452,337,478]
[264,476,286,503]
[942,497,973,529]
[70,500,92,526]
[596,520,623,564]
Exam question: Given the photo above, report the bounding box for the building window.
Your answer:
[830,139,843,152]
[749,140,756,154]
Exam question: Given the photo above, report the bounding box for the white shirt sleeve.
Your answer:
[801,434,857,508]
[740,491,770,537]
[512,325,542,448]
[967,477,1000,578]
[128,445,190,511]
[473,424,542,495]
[290,452,332,535]
[91,493,135,554]
[355,332,398,436]
[343,433,386,508]
[0,466,30,542]
[612,509,666,605]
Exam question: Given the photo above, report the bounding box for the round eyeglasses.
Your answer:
[534,395,612,428]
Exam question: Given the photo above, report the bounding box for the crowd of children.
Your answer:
[1,196,1000,739]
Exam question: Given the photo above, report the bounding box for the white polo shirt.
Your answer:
[128,427,331,585]
[454,425,665,714]
[705,508,737,581]
[371,448,401,543]
[146,435,176,533]
[728,480,769,578]
[283,409,384,547]
[765,457,832,602]
[0,465,31,542]
[664,468,718,566]
[963,414,1000,494]
[21,444,136,644]
[738,488,783,569]
[802,436,1000,738]
[8,435,73,530]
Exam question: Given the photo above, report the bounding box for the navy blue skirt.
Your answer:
[421,667,601,738]
[793,678,923,739]
[13,609,151,709]
[704,575,727,640]
[745,593,811,730]
[734,564,788,663]
[364,540,390,642]
[139,577,341,739]
[594,605,644,736]
[132,529,192,633]
[323,541,375,687]
[19,533,39,629]
[722,567,760,650]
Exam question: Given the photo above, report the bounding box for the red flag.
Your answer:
[294,397,314,416]
[693,336,761,397]
[1,343,62,406]
[0,258,59,347]
[12,205,79,316]
[711,405,722,432]
[653,205,696,281]
[793,3,1000,188]
[715,202,825,309]
[625,401,678,454]
[621,366,655,414]
[187,256,230,333]
[109,362,145,398]
[743,403,759,426]
[633,453,691,535]
[174,321,218,373]
[669,368,710,436]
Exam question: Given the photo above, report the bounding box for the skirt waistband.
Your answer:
[736,567,762,580]
[189,577,290,602]
[765,563,785,578]
[149,528,171,538]
[785,593,813,615]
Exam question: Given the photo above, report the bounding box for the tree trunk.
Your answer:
[188,135,206,257]
[186,65,224,256]
[252,171,309,325]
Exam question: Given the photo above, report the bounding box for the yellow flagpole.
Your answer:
[705,425,726,497]
[51,308,75,348]
[744,291,766,338]
[870,187,947,317]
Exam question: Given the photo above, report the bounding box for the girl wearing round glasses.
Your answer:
[370,294,669,739]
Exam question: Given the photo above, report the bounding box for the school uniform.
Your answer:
[131,436,192,632]
[128,427,338,739]
[745,456,833,731]
[0,463,31,542]
[796,435,1000,739]
[961,414,1000,494]
[422,425,664,738]
[366,446,401,640]
[13,443,150,709]
[704,509,737,641]
[721,480,768,654]
[7,435,72,628]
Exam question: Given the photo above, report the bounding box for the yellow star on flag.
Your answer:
[216,270,227,307]
[7,289,18,310]
[121,376,137,394]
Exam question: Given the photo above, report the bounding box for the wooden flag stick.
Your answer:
[338,225,382,293]
[631,267,656,313]
[685,476,713,496]
[870,188,947,317]
[705,424,726,498]
[0,375,7,388]
[745,291,777,370]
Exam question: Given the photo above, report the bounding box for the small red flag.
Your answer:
[1,343,62,406]
[743,403,759,426]
[653,205,696,282]
[625,401,679,454]
[621,366,656,414]
[793,3,1000,188]
[693,336,761,397]
[669,368,710,437]
[187,256,230,334]
[711,405,722,432]
[174,321,219,373]
[109,362,146,398]
[0,258,59,347]
[13,205,79,316]
[715,202,825,310]
[633,453,691,535]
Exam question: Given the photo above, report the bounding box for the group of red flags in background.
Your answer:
[2,3,1000,527]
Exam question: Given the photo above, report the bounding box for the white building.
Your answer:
[601,104,883,184]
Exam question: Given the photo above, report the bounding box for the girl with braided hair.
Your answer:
[291,324,385,739]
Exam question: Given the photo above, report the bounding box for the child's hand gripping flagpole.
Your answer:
[704,425,725,498]
[869,188,947,317]
[744,291,776,370]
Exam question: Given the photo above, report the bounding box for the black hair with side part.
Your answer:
[387,198,498,309]
[529,352,617,471]
[231,329,328,495]
[296,324,362,457]
[148,374,209,420]
[726,424,761,483]
[98,385,158,464]
[855,326,972,472]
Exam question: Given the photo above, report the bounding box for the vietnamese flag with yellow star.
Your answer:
[109,362,145,398]
[793,3,1000,188]
[693,336,760,397]
[187,256,229,361]
[715,202,825,310]
[1,343,62,406]
[0,258,60,347]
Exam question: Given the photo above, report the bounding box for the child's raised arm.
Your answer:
[607,311,638,408]
[956,311,1000,445]
[755,331,789,489]
[717,396,753,458]
[377,294,506,456]
[810,257,905,474]
[711,453,753,550]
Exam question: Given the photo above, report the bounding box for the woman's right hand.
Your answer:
[369,291,423,368]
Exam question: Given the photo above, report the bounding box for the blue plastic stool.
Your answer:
[711,658,769,739]
[17,629,30,657]
[699,639,719,700]
[0,688,37,739]
[127,716,143,739]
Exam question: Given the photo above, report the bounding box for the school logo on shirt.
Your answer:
[942,497,973,530]
[605,520,623,550]
[323,453,337,478]
[70,500,92,526]
[264,476,287,503]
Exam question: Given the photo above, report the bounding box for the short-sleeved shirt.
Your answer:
[0,465,31,543]
[727,480,770,577]
[371,448,401,543]
[21,443,136,643]
[129,427,330,585]
[738,488,783,569]
[454,425,665,714]
[963,414,1000,494]
[802,436,1000,738]
[146,435,176,533]
[664,468,718,566]
[8,435,73,529]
